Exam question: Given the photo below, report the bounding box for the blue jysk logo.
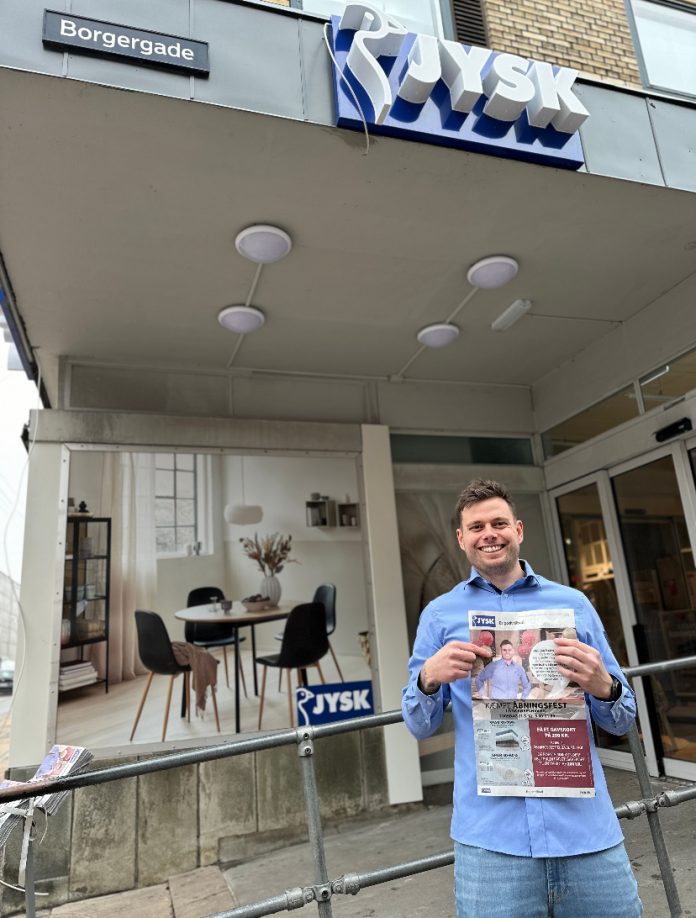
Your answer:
[472,615,496,628]
[296,680,374,726]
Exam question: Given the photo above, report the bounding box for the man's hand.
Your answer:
[554,637,613,699]
[420,641,492,694]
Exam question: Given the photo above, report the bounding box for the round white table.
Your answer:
[174,600,295,732]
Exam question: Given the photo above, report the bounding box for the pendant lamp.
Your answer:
[224,457,263,525]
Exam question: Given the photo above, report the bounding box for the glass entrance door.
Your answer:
[555,482,634,756]
[612,455,696,774]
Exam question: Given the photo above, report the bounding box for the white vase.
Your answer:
[261,574,281,608]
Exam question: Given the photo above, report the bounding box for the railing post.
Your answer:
[626,723,682,917]
[296,728,333,917]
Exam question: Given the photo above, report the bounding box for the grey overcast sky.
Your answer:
[0,341,37,581]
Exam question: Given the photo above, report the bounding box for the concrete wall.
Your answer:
[0,727,388,914]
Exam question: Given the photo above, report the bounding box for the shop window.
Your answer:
[155,453,199,556]
[296,1,445,36]
[640,346,696,406]
[629,0,696,96]
[541,386,639,459]
[390,433,533,465]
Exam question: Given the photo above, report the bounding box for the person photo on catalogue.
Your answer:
[402,479,642,918]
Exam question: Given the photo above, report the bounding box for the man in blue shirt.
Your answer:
[475,639,531,699]
[402,479,642,917]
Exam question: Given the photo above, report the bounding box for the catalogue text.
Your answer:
[469,608,595,798]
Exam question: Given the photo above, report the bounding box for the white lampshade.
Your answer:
[235,225,292,263]
[467,255,519,289]
[224,504,263,525]
[218,305,265,334]
[417,323,460,348]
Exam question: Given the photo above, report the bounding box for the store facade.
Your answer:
[2,0,696,797]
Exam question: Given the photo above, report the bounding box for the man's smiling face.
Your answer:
[456,497,524,588]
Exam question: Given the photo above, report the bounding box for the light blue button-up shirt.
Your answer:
[402,562,636,858]
[476,657,531,699]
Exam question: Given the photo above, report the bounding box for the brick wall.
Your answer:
[484,0,643,88]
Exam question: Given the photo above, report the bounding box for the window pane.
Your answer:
[640,347,696,406]
[155,498,175,527]
[615,456,696,765]
[177,499,195,526]
[156,528,176,553]
[155,453,174,469]
[556,484,630,754]
[632,0,696,95]
[176,527,195,551]
[390,434,533,465]
[156,469,174,496]
[542,386,638,458]
[177,470,195,498]
[300,1,440,35]
[176,454,194,471]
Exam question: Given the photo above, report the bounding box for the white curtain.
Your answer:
[91,452,157,683]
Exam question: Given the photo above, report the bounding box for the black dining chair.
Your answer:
[130,609,220,742]
[257,602,328,729]
[275,583,343,685]
[185,586,247,696]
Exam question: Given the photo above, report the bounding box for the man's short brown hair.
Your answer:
[454,479,516,523]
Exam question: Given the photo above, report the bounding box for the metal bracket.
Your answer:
[623,799,645,820]
[332,873,361,896]
[285,886,315,909]
[311,883,332,903]
[296,728,315,757]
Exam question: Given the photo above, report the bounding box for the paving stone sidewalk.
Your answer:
[33,865,235,918]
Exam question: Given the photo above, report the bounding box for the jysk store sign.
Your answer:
[42,10,209,76]
[297,681,374,727]
[329,3,588,169]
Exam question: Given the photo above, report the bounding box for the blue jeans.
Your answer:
[454,842,642,917]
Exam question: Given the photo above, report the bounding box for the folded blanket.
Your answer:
[171,642,219,716]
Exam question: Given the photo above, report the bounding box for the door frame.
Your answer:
[549,471,659,775]
[608,440,696,782]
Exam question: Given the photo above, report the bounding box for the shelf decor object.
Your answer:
[61,515,111,693]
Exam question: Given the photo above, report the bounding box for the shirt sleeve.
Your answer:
[476,661,493,694]
[401,605,451,740]
[578,595,637,736]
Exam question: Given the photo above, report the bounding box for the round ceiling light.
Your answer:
[218,305,265,334]
[235,224,292,263]
[416,323,460,348]
[466,255,519,289]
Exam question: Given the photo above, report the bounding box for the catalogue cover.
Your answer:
[469,608,595,798]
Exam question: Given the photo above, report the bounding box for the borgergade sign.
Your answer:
[42,10,209,76]
[329,3,589,169]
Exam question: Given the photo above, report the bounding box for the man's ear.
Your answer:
[516,519,524,544]
[456,528,465,550]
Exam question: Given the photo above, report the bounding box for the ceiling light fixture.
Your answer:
[641,364,670,386]
[235,224,292,263]
[218,305,265,334]
[491,298,532,332]
[416,323,460,348]
[467,255,519,289]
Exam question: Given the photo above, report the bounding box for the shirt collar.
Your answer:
[464,559,540,592]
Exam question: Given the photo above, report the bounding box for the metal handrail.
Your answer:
[1,655,694,917]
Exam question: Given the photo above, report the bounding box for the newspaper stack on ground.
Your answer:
[0,745,93,848]
[469,609,595,798]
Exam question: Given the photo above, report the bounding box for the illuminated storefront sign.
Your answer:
[329,3,589,169]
